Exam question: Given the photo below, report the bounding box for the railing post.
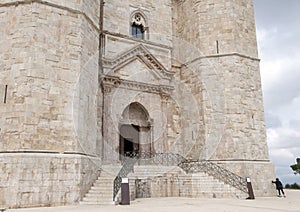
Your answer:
[113,152,249,201]
[246,177,255,199]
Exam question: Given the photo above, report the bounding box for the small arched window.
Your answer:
[131,13,147,39]
[132,22,144,39]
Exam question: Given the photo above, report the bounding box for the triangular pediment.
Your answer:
[116,58,159,84]
[102,44,173,81]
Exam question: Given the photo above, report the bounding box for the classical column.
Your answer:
[102,84,111,162]
[160,93,170,153]
[101,76,123,163]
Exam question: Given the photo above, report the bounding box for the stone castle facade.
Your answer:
[0,0,275,208]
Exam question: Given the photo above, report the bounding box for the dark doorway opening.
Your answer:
[124,138,134,155]
[119,124,140,160]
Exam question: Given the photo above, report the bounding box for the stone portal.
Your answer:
[119,102,152,160]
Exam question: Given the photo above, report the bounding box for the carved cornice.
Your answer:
[184,52,260,66]
[102,31,172,50]
[103,44,174,81]
[160,92,171,104]
[101,75,174,95]
[101,76,120,94]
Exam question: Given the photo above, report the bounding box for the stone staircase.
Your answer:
[131,165,247,199]
[80,165,121,205]
[178,172,247,198]
[129,165,182,178]
[80,164,247,205]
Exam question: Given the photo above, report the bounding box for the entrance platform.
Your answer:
[8,190,300,212]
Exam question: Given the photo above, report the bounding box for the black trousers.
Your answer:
[277,188,285,195]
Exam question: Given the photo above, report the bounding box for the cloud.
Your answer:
[265,112,282,129]
[258,25,300,112]
[254,0,300,184]
[290,119,300,130]
[254,0,300,30]
[267,127,300,184]
[270,149,294,166]
[268,128,300,149]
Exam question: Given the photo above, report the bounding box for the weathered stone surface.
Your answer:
[0,0,275,208]
[0,153,100,208]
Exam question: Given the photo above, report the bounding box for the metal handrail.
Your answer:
[112,152,248,201]
[123,151,185,166]
[113,155,137,201]
[178,160,248,193]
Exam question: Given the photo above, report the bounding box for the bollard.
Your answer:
[121,178,130,205]
[246,177,255,200]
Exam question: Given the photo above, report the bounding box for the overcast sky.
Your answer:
[254,0,300,184]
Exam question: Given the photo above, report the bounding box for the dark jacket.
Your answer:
[272,179,283,190]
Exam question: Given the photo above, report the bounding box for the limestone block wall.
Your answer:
[171,0,266,161]
[0,0,100,155]
[172,50,267,161]
[169,54,263,162]
[192,55,268,161]
[130,172,248,200]
[74,11,99,156]
[173,0,258,57]
[216,56,267,160]
[167,65,206,159]
[0,3,47,151]
[0,153,100,208]
[171,0,274,193]
[103,0,173,47]
[217,161,276,197]
[0,1,102,208]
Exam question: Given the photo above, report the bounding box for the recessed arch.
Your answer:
[119,102,152,160]
[122,102,150,124]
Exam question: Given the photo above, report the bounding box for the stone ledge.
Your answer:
[0,151,99,159]
[184,52,260,66]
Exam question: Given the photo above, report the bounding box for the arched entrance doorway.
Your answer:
[119,102,152,160]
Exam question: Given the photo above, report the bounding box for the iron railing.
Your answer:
[112,152,248,201]
[178,160,248,193]
[113,154,137,201]
[123,151,185,166]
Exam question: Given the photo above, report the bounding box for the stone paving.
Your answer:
[7,190,300,212]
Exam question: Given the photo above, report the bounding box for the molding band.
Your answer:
[0,150,98,158]
[185,52,260,66]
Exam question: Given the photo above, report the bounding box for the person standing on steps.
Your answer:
[272,178,286,197]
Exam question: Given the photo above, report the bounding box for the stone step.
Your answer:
[89,187,113,192]
[83,195,113,200]
[93,182,114,185]
[81,165,248,205]
[82,194,112,199]
[130,166,182,178]
[80,200,114,205]
[87,191,112,196]
[90,186,113,191]
[79,168,117,205]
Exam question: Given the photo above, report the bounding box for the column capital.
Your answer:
[160,92,170,103]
